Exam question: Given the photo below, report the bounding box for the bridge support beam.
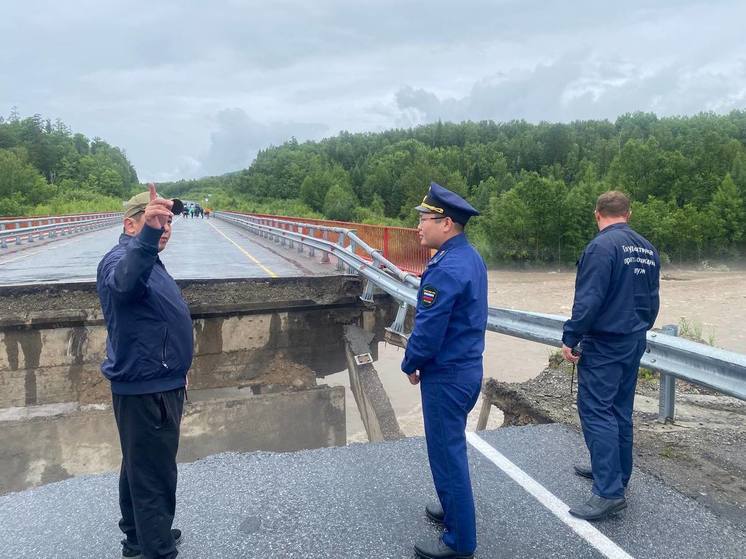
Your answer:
[344,325,404,443]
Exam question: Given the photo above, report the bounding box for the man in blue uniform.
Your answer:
[562,190,660,521]
[402,182,487,559]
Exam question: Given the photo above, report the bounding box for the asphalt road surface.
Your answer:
[0,215,338,286]
[0,424,742,558]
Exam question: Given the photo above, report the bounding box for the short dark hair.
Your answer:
[596,191,630,217]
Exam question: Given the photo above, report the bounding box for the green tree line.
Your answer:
[161,111,746,265]
[0,109,139,216]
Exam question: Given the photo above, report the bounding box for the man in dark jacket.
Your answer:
[562,190,660,521]
[97,184,194,559]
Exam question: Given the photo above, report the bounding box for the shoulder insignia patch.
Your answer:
[421,284,438,307]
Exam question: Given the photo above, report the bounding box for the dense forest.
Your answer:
[160,111,746,266]
[0,109,138,216]
[5,108,746,265]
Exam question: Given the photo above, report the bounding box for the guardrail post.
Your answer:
[308,227,316,257]
[336,234,346,271]
[320,231,330,263]
[297,226,304,253]
[658,324,679,423]
[347,240,357,274]
[391,302,408,334]
[360,280,377,303]
[383,301,411,348]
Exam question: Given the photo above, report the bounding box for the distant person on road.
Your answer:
[401,182,487,559]
[97,184,193,559]
[562,190,660,521]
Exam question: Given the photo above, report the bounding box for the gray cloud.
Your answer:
[198,108,327,177]
[2,1,745,181]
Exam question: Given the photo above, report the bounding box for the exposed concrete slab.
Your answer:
[0,277,398,408]
[344,325,404,442]
[0,385,345,494]
[0,277,396,494]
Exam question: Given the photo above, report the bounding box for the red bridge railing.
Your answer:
[227,212,430,275]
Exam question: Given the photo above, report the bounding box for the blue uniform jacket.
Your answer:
[402,233,488,384]
[562,223,660,349]
[97,225,194,395]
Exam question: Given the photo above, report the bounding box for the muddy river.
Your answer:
[327,269,746,442]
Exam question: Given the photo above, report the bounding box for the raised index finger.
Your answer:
[148,182,157,201]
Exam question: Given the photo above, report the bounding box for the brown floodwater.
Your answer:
[327,269,746,441]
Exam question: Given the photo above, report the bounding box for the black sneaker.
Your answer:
[121,529,183,558]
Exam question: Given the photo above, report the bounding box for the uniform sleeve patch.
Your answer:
[421,285,438,307]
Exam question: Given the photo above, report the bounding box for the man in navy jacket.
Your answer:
[97,184,193,559]
[562,191,660,521]
[403,182,487,559]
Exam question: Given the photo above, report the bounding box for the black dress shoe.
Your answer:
[568,494,627,521]
[573,464,593,480]
[425,502,445,525]
[414,536,474,559]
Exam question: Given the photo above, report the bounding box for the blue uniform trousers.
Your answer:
[421,380,481,554]
[577,335,647,499]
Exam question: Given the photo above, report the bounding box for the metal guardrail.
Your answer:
[215,211,746,421]
[220,210,430,275]
[0,213,122,249]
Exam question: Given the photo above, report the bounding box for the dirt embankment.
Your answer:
[484,354,746,532]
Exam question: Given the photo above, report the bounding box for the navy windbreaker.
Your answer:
[97,224,194,395]
[562,223,660,349]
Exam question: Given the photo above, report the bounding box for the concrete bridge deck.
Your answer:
[1,423,743,559]
[0,215,336,285]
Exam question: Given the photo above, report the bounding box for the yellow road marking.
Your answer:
[206,221,278,278]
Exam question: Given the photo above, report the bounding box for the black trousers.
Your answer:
[113,388,185,559]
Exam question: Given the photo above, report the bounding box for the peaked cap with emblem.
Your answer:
[415,182,479,225]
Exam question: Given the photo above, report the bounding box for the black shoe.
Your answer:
[414,536,474,559]
[121,529,183,558]
[573,464,593,480]
[425,502,445,525]
[568,494,627,521]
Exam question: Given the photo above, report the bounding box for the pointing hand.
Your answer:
[143,182,173,229]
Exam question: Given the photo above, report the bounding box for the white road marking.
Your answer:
[467,431,635,559]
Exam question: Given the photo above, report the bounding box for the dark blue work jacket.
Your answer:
[562,223,660,349]
[402,233,488,383]
[97,225,194,395]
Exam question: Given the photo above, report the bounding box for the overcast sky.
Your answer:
[2,0,745,182]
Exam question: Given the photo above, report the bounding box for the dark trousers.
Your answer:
[113,388,185,559]
[421,380,481,554]
[577,336,647,499]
